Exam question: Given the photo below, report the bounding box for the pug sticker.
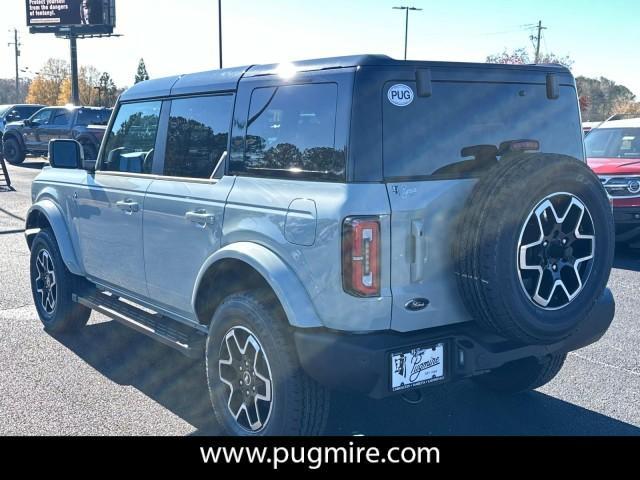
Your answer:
[388,84,414,107]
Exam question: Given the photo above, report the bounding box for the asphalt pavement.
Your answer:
[1,158,639,435]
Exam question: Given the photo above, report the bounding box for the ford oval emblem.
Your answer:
[405,298,429,311]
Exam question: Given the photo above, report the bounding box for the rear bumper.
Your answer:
[294,289,615,399]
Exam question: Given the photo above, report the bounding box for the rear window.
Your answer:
[585,128,640,158]
[230,83,344,181]
[383,82,583,179]
[77,109,111,126]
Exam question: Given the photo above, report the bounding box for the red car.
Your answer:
[586,118,640,244]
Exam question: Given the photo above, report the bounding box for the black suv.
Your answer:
[2,106,111,165]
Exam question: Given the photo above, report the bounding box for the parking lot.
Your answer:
[1,158,639,436]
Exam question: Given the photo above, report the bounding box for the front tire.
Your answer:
[473,353,567,393]
[30,230,91,333]
[3,137,25,165]
[205,291,330,436]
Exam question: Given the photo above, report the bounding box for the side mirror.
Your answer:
[49,139,83,169]
[23,119,32,127]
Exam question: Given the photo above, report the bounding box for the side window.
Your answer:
[51,109,73,126]
[30,109,52,126]
[164,95,233,179]
[100,101,161,174]
[233,83,343,181]
[7,109,22,121]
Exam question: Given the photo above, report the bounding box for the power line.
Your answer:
[392,6,423,60]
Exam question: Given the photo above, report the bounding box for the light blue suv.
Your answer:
[26,55,615,435]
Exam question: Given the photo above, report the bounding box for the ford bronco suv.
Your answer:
[26,55,615,436]
[3,106,111,165]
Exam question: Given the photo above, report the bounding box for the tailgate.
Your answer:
[386,180,474,332]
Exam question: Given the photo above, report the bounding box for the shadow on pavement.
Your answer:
[15,160,48,170]
[614,244,640,272]
[52,319,640,436]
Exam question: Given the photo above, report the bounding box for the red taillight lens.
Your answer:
[342,217,381,297]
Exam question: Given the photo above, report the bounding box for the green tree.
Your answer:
[135,58,150,84]
[96,72,119,107]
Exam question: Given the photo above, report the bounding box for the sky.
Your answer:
[1,0,639,96]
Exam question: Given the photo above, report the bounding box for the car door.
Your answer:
[42,108,74,144]
[143,94,235,319]
[23,108,53,151]
[74,100,162,297]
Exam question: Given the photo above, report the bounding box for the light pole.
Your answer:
[218,0,223,69]
[392,6,422,60]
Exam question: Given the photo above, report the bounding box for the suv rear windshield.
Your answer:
[383,82,583,179]
[585,128,640,159]
[77,108,111,126]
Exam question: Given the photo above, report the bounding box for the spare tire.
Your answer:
[453,154,614,344]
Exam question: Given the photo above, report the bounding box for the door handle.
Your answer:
[410,220,426,283]
[186,210,215,226]
[116,199,139,214]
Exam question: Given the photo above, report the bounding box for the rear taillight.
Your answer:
[342,217,381,297]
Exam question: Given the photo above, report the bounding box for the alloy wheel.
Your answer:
[35,249,57,315]
[218,326,273,433]
[517,193,595,310]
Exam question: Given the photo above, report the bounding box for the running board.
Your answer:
[72,291,205,359]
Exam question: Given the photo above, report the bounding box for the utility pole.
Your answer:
[8,29,21,103]
[218,0,223,69]
[530,20,547,64]
[393,6,422,60]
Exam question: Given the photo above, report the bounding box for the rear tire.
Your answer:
[205,290,330,436]
[473,353,567,393]
[30,230,91,333]
[3,137,25,165]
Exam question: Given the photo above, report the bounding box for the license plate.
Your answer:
[391,344,445,392]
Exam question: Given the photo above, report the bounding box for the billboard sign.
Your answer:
[26,0,116,34]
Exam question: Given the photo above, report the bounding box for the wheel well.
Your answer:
[25,210,53,249]
[194,259,285,326]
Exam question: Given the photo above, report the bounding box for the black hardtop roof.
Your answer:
[120,54,572,101]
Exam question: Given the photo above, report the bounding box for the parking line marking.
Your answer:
[0,208,25,222]
[569,351,640,377]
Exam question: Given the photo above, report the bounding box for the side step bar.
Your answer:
[73,291,205,359]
